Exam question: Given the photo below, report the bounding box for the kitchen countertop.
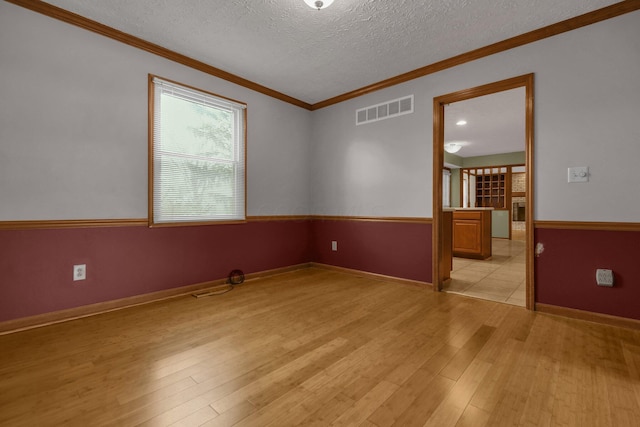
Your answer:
[452,207,495,210]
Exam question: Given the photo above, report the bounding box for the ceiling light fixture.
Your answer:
[456,120,467,126]
[304,0,334,10]
[444,143,462,154]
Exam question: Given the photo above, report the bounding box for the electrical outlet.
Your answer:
[73,264,86,281]
[331,241,338,251]
[596,269,614,287]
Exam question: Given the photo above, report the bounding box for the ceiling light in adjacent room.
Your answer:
[304,0,334,10]
[444,143,462,154]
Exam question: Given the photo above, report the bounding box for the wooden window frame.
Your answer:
[148,75,247,227]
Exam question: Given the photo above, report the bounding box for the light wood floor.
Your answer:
[1,268,639,426]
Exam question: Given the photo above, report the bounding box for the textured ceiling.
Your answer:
[41,0,619,104]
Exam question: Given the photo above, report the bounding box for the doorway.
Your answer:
[432,74,534,310]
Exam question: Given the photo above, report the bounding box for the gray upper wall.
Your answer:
[1,3,639,222]
[310,10,640,222]
[0,2,312,220]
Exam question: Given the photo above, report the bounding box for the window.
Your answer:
[442,168,451,208]
[149,76,246,225]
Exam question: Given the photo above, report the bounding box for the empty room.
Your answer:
[1,0,639,425]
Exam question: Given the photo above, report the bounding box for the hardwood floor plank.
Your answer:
[383,336,446,386]
[168,404,219,426]
[389,374,456,427]
[485,314,563,426]
[210,337,349,413]
[331,380,399,426]
[301,392,356,426]
[602,328,640,427]
[439,325,495,381]
[454,404,491,427]
[200,400,256,427]
[138,396,214,427]
[233,387,315,427]
[467,336,524,414]
[422,360,493,427]
[367,344,454,426]
[1,268,639,426]
[622,341,640,409]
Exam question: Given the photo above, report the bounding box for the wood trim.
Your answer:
[0,263,312,335]
[243,263,312,280]
[247,215,311,222]
[0,219,148,230]
[310,263,432,289]
[148,74,155,227]
[310,215,432,224]
[147,74,248,228]
[244,107,248,222]
[534,220,640,231]
[433,74,534,105]
[525,75,535,310]
[432,74,535,308]
[311,1,640,110]
[512,192,526,198]
[8,1,638,113]
[536,303,640,331]
[5,0,311,110]
[15,218,628,233]
[0,215,434,230]
[148,220,248,228]
[433,94,445,291]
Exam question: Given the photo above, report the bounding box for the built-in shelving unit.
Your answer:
[475,168,508,208]
[461,165,522,210]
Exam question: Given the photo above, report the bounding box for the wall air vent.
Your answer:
[356,95,414,125]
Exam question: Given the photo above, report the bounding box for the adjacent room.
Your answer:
[441,88,528,306]
[1,0,639,425]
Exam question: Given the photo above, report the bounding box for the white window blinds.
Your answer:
[151,77,246,224]
[443,169,451,208]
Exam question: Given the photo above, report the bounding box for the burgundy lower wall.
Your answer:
[535,228,640,320]
[311,219,432,283]
[3,219,638,324]
[0,220,311,322]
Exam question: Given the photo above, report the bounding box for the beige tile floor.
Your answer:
[443,238,526,306]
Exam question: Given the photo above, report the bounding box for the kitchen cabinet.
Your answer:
[453,209,492,259]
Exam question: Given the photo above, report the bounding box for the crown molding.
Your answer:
[5,0,312,110]
[6,1,639,111]
[310,1,640,110]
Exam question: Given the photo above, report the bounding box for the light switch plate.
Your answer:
[568,166,589,183]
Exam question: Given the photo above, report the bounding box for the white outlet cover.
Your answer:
[73,264,86,281]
